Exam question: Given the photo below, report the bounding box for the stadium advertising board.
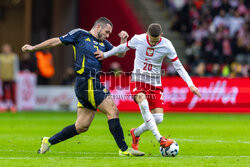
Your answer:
[35,86,78,111]
[101,76,250,113]
[16,72,37,110]
[15,73,250,112]
[16,72,77,111]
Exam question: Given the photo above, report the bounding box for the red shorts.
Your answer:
[130,82,164,110]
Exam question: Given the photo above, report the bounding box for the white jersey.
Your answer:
[103,33,194,88]
[127,34,178,86]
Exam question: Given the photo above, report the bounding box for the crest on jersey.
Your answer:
[99,42,104,46]
[146,48,154,57]
[103,88,108,93]
[93,41,98,45]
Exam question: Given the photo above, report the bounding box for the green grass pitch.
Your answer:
[0,111,249,167]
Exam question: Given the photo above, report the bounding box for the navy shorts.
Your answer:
[74,76,110,110]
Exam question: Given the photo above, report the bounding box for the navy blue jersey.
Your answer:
[59,28,113,79]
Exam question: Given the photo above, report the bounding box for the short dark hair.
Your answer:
[93,17,113,28]
[147,23,162,37]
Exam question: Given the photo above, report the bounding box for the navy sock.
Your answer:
[108,118,128,151]
[48,124,78,145]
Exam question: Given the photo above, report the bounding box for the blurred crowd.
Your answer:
[160,0,250,77]
[0,43,75,111]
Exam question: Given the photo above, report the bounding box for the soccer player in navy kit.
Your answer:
[22,17,144,156]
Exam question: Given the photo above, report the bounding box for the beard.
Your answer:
[97,31,104,41]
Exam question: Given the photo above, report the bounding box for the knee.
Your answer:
[106,105,119,119]
[76,126,89,133]
[153,114,163,125]
[75,123,89,133]
[135,93,147,104]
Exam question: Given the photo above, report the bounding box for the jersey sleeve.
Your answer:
[166,40,178,62]
[127,35,139,49]
[59,28,82,45]
[104,40,114,52]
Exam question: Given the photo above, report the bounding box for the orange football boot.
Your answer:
[130,128,140,150]
[160,137,174,148]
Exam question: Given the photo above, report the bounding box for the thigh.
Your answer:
[148,87,164,110]
[97,95,119,119]
[130,82,147,103]
[75,107,96,129]
[151,108,164,114]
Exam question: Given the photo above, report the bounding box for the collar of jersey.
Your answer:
[146,34,162,47]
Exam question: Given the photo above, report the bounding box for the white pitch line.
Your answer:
[180,155,250,158]
[175,138,250,144]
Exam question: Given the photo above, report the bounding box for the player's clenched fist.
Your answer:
[22,44,34,52]
[118,31,129,39]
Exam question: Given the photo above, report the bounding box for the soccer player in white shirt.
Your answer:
[95,23,201,150]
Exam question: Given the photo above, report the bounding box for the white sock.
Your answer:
[134,123,147,137]
[152,113,164,125]
[135,99,162,141]
[134,113,164,137]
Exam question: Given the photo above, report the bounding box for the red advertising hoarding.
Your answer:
[100,76,250,113]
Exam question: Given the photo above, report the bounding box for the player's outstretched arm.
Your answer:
[95,43,129,60]
[117,31,129,58]
[22,37,62,53]
[172,59,201,98]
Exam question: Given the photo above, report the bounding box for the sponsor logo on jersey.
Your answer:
[146,48,154,57]
[85,38,91,42]
[93,41,98,45]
